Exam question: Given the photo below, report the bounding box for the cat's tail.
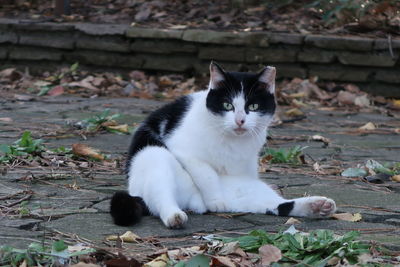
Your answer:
[110,191,150,226]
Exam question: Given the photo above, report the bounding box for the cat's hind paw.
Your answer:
[309,197,336,217]
[163,211,188,229]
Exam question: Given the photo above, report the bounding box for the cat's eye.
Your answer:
[248,103,259,111]
[223,102,233,111]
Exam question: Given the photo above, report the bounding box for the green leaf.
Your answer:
[70,62,79,72]
[173,261,186,267]
[28,242,45,252]
[37,85,52,96]
[0,144,11,154]
[52,240,67,252]
[185,254,210,267]
[341,168,367,177]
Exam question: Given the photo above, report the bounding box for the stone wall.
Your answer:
[1,18,399,97]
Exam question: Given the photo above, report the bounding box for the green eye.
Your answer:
[223,102,233,111]
[248,103,259,111]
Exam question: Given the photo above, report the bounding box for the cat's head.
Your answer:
[206,62,276,137]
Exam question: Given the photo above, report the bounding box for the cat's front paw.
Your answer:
[309,197,336,216]
[162,211,188,229]
[205,198,227,212]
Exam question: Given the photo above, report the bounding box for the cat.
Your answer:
[110,62,336,228]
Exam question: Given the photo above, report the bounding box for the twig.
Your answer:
[5,194,32,207]
[338,204,400,214]
[0,191,25,200]
[388,34,394,59]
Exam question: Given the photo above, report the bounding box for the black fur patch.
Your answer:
[110,191,149,226]
[126,95,192,171]
[206,71,276,116]
[277,201,295,216]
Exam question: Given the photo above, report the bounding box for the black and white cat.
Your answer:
[110,62,336,228]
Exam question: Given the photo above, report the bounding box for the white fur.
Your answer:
[128,90,336,228]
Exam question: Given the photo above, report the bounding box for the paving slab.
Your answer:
[1,95,400,253]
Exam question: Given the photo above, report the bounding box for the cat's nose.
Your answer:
[235,118,245,126]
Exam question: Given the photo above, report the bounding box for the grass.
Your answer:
[80,109,131,134]
[261,146,307,164]
[0,131,45,164]
[219,229,370,266]
[0,131,72,164]
[0,240,95,266]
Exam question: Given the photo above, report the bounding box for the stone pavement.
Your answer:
[1,96,400,254]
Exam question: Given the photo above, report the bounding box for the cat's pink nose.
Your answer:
[235,118,245,126]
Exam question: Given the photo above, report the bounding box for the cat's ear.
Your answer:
[209,61,226,89]
[258,66,276,94]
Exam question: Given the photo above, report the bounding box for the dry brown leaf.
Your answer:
[19,259,27,267]
[47,85,65,96]
[0,68,22,81]
[258,245,282,265]
[285,217,301,224]
[143,253,169,267]
[14,94,35,101]
[105,258,141,267]
[311,134,330,145]
[212,256,236,267]
[359,122,376,131]
[218,241,240,255]
[107,124,130,133]
[288,92,306,98]
[72,144,105,160]
[331,212,362,222]
[392,99,400,109]
[69,76,98,91]
[0,117,12,122]
[70,263,101,267]
[337,90,356,105]
[106,231,141,242]
[391,175,400,182]
[354,95,370,107]
[285,108,304,117]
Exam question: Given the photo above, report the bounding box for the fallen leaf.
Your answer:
[14,94,35,101]
[69,76,98,91]
[107,124,130,134]
[285,108,304,117]
[354,95,370,107]
[68,244,93,253]
[258,245,282,265]
[106,231,140,242]
[0,68,22,81]
[331,212,362,222]
[143,254,169,267]
[288,92,307,98]
[391,99,400,109]
[359,122,376,130]
[212,256,236,267]
[47,85,65,96]
[70,263,101,267]
[391,175,400,182]
[19,259,27,267]
[337,90,356,105]
[0,117,12,122]
[285,217,301,224]
[311,134,330,145]
[72,144,105,160]
[105,258,141,267]
[327,256,341,266]
[218,241,239,255]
